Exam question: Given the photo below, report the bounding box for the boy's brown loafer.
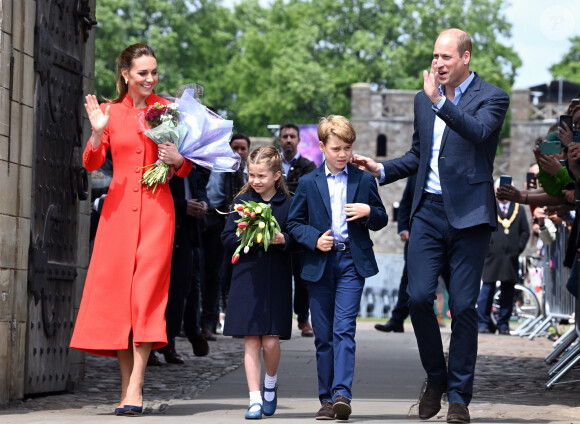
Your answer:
[315,401,335,420]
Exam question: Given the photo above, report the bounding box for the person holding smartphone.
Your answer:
[559,106,580,146]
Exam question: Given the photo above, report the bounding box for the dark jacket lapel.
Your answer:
[346,163,361,204]
[314,164,332,218]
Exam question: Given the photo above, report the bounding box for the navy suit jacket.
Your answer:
[287,162,388,282]
[382,73,509,230]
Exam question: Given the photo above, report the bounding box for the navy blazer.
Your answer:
[382,73,510,230]
[287,162,388,282]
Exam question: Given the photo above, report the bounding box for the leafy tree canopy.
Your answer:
[549,36,580,83]
[95,0,520,136]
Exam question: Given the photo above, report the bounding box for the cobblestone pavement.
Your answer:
[450,328,580,423]
[5,335,246,415]
[3,323,580,422]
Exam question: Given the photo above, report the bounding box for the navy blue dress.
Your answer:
[221,189,293,339]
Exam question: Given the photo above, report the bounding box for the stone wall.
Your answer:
[0,0,96,405]
[0,0,36,404]
[351,83,417,255]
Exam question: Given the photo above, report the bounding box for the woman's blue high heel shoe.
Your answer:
[115,389,144,416]
[262,385,278,416]
[245,403,263,419]
[115,404,143,416]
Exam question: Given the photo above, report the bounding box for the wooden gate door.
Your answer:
[26,0,95,395]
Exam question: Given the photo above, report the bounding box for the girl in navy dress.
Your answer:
[221,146,293,419]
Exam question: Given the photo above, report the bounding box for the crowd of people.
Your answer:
[67,25,579,424]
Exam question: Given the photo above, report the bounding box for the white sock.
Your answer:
[263,373,277,402]
[249,391,262,411]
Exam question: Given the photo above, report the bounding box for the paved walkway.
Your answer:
[1,321,579,423]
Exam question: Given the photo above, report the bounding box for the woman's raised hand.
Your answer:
[84,94,109,135]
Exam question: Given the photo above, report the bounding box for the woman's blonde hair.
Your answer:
[237,146,289,196]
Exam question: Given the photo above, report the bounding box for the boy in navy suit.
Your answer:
[287,115,388,420]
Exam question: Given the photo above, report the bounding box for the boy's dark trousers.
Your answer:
[307,246,364,403]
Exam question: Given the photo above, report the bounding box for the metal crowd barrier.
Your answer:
[526,223,576,340]
[545,294,580,388]
[540,181,580,388]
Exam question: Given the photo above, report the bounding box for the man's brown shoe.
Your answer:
[160,347,185,364]
[333,395,351,420]
[446,403,470,423]
[201,326,217,341]
[298,320,314,337]
[147,351,162,366]
[315,401,335,420]
[418,383,446,420]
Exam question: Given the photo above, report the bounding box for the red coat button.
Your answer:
[135,168,140,173]
[136,148,142,154]
[133,187,139,192]
[132,206,138,211]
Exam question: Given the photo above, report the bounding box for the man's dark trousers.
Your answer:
[477,280,515,330]
[390,241,410,324]
[407,196,490,405]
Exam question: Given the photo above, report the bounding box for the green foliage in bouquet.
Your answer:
[231,200,281,264]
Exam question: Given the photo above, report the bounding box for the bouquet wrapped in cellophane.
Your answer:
[138,84,240,192]
[230,200,281,265]
[139,103,188,191]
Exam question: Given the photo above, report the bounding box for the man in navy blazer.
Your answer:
[288,115,388,420]
[353,29,509,423]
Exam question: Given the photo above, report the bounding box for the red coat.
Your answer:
[70,94,192,357]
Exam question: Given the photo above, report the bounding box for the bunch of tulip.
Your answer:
[230,200,281,264]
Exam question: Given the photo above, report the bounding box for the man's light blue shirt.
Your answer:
[206,172,226,208]
[282,152,301,176]
[379,71,475,188]
[325,163,348,243]
[425,71,475,194]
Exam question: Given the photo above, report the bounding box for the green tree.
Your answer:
[93,0,521,136]
[94,0,236,111]
[222,0,520,135]
[549,36,580,83]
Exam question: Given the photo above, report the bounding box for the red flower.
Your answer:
[237,221,248,229]
[231,254,240,264]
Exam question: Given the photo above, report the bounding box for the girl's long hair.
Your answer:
[237,146,289,197]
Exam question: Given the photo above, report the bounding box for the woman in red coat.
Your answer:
[70,44,192,415]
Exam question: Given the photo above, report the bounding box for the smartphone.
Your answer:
[499,175,511,188]
[526,172,537,189]
[560,114,573,131]
[539,140,562,154]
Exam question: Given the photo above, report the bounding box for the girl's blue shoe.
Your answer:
[245,403,263,419]
[262,385,278,416]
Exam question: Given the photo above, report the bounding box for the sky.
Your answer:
[502,0,578,88]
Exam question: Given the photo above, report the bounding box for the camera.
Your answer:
[539,139,562,154]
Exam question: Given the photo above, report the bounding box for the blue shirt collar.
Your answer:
[438,71,474,100]
[282,152,301,165]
